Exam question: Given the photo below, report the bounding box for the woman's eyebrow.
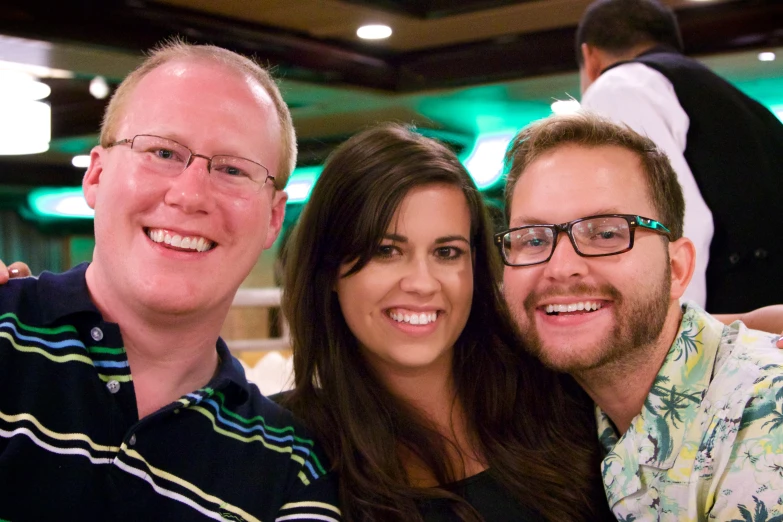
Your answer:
[382,233,407,243]
[435,235,471,245]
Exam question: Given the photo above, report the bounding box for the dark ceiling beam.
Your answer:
[0,0,399,90]
[677,1,783,54]
[341,0,537,19]
[394,0,783,91]
[0,0,780,94]
[396,26,575,91]
[0,163,85,187]
[44,79,112,140]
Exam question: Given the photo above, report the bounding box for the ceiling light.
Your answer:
[72,155,91,168]
[551,99,581,115]
[0,70,51,100]
[0,69,51,154]
[0,100,50,155]
[357,25,392,40]
[89,76,110,99]
[758,52,776,62]
[0,59,74,79]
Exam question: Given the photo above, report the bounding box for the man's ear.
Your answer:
[581,43,605,87]
[82,146,105,209]
[263,189,288,250]
[668,237,696,301]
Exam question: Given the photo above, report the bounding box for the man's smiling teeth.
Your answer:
[545,301,603,314]
[147,229,213,252]
[388,310,439,325]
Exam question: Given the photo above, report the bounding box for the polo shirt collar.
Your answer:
[208,338,251,404]
[37,262,99,325]
[35,262,251,404]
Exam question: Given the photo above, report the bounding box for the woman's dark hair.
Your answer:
[281,123,611,521]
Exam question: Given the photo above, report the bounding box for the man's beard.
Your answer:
[515,264,671,375]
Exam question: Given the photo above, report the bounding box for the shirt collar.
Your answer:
[35,262,251,403]
[205,337,251,404]
[601,44,681,76]
[597,303,726,503]
[37,262,100,325]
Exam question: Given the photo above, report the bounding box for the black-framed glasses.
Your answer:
[495,214,672,267]
[107,134,275,196]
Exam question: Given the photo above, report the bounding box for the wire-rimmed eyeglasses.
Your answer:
[107,134,275,195]
[494,214,672,267]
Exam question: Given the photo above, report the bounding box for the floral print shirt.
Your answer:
[598,303,783,522]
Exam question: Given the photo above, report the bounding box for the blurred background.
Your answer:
[1,0,781,388]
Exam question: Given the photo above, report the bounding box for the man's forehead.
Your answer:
[116,58,280,151]
[507,144,650,225]
[508,207,624,227]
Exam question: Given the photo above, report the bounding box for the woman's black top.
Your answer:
[418,470,546,521]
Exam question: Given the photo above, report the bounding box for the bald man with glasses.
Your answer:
[0,41,340,521]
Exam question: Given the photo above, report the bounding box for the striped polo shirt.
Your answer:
[0,263,341,522]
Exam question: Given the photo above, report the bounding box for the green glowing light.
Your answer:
[286,165,322,203]
[28,187,94,219]
[462,131,515,189]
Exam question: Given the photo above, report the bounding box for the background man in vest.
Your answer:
[576,0,783,313]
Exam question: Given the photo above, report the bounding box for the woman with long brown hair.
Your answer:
[280,123,612,521]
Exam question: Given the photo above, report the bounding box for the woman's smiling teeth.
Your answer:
[544,301,603,315]
[146,228,214,252]
[388,309,439,325]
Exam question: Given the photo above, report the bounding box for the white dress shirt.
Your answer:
[581,62,714,308]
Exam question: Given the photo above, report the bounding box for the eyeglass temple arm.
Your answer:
[635,216,672,236]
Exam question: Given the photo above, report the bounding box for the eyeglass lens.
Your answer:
[502,216,632,265]
[129,135,268,195]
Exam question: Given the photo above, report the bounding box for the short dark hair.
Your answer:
[504,111,685,240]
[575,0,683,65]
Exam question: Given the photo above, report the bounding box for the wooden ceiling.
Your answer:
[0,0,781,191]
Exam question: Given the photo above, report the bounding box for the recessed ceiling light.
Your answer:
[758,52,776,62]
[357,24,392,40]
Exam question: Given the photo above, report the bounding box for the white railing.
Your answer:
[228,286,294,394]
[226,287,289,352]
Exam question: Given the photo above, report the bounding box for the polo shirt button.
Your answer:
[129,434,137,446]
[728,253,740,265]
[106,380,120,394]
[754,248,768,259]
[91,327,104,341]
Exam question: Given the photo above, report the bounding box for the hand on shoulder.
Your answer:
[715,306,783,349]
[0,260,31,284]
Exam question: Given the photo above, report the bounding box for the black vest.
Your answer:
[605,47,783,313]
